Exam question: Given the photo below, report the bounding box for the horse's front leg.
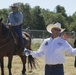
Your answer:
[19,55,26,75]
[74,56,76,67]
[8,56,13,75]
[0,57,4,75]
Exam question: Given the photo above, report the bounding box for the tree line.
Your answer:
[0,2,76,32]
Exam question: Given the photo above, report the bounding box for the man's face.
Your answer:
[11,7,18,12]
[51,28,61,37]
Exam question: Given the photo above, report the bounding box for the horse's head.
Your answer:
[0,18,3,33]
[0,18,3,23]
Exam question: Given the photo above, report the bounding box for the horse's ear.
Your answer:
[0,18,3,23]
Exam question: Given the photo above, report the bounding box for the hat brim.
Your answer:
[47,24,65,33]
[10,5,19,8]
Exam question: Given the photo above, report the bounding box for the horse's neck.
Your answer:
[0,25,9,39]
[0,32,6,40]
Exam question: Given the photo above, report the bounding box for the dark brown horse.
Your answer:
[0,18,36,75]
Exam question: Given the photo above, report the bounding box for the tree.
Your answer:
[19,3,32,29]
[0,9,8,24]
[30,6,45,30]
[0,2,76,32]
[41,9,53,26]
[55,5,67,18]
[69,22,76,31]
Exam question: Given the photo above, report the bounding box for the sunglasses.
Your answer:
[12,7,16,9]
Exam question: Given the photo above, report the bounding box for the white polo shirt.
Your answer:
[30,37,76,65]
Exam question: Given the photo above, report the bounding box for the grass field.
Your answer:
[0,55,76,75]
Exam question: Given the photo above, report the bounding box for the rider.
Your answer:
[6,3,24,51]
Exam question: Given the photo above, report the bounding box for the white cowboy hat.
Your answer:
[46,22,65,33]
[10,3,19,8]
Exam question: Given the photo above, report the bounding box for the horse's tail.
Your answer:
[22,32,36,70]
[28,53,36,70]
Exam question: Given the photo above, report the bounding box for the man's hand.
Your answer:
[24,49,31,56]
[6,23,12,29]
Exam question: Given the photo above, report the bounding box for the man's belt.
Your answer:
[46,64,63,68]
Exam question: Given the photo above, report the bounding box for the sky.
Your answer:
[0,0,76,16]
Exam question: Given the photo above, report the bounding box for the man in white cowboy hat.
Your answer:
[24,22,76,75]
[6,3,24,51]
